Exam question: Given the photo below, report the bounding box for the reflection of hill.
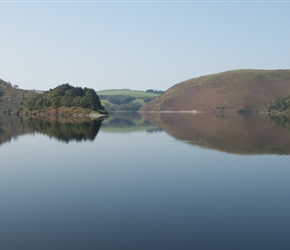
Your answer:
[0,116,35,146]
[0,116,103,145]
[101,112,160,133]
[25,117,103,143]
[142,112,290,155]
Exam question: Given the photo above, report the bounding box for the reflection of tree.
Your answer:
[0,116,103,145]
[26,118,103,143]
[269,115,290,129]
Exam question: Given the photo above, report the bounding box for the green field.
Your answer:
[97,89,163,112]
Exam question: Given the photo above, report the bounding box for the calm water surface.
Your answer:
[0,113,290,250]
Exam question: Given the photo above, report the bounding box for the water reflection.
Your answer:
[0,113,160,145]
[26,117,103,143]
[0,115,35,146]
[101,112,160,133]
[269,114,290,130]
[0,116,103,144]
[142,112,290,155]
[3,112,290,154]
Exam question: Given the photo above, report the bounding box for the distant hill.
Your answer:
[97,89,163,111]
[140,69,290,113]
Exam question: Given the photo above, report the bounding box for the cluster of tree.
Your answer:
[269,95,290,112]
[26,83,105,112]
[146,89,165,94]
[269,115,290,129]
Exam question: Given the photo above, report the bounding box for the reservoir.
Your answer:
[0,112,289,250]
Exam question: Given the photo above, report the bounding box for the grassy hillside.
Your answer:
[97,89,162,111]
[140,69,290,113]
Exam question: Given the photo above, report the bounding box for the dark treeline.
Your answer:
[146,89,165,94]
[26,83,105,112]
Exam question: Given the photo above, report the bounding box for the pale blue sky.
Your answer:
[1,1,289,91]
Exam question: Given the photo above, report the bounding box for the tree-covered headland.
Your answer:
[26,83,107,115]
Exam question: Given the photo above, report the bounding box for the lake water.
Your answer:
[0,112,290,250]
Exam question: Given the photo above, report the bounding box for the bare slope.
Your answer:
[0,79,37,113]
[141,69,290,112]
